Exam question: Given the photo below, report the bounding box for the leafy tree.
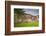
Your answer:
[14,8,25,23]
[14,9,25,15]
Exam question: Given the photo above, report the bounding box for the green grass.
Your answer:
[14,21,39,27]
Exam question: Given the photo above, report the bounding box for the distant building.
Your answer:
[14,13,39,23]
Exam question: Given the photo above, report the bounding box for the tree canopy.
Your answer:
[14,8,25,15]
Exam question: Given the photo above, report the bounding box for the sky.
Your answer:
[23,9,39,16]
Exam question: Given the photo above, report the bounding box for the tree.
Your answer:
[14,9,25,15]
[14,8,25,23]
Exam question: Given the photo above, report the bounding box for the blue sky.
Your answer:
[23,9,39,16]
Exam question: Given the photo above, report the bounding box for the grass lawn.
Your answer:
[14,21,39,27]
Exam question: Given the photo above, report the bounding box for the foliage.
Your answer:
[14,9,25,22]
[14,8,25,15]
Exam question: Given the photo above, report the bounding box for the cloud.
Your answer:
[23,9,39,16]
